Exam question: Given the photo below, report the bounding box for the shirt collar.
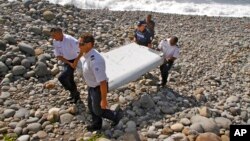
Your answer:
[84,49,95,59]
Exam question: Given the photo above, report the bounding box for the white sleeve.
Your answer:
[53,42,62,57]
[91,61,107,83]
[76,58,83,77]
[173,48,180,58]
[158,40,164,50]
[70,36,80,53]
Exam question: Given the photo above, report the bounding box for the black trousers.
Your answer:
[160,61,173,85]
[58,59,78,95]
[88,85,117,128]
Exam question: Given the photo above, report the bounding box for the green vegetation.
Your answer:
[79,133,106,141]
[3,134,17,141]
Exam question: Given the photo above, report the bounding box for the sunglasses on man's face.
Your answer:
[79,42,87,46]
[79,38,92,46]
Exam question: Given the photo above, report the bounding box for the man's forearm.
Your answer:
[57,56,71,65]
[100,80,108,100]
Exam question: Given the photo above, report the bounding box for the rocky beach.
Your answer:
[0,0,250,141]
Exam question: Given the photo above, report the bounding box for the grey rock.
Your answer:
[161,106,175,114]
[180,118,191,126]
[1,78,10,85]
[164,133,188,141]
[43,11,55,21]
[125,121,137,133]
[38,53,51,62]
[171,123,184,132]
[3,34,17,44]
[14,108,30,119]
[0,54,7,62]
[34,62,50,77]
[29,26,42,35]
[113,130,124,138]
[139,93,155,109]
[60,113,74,124]
[214,117,232,129]
[14,127,23,135]
[12,57,22,66]
[4,109,16,118]
[23,0,33,8]
[241,63,250,74]
[12,65,26,76]
[247,119,250,124]
[27,123,41,132]
[0,92,10,100]
[110,103,120,111]
[26,117,39,124]
[0,40,6,51]
[191,115,219,134]
[0,62,8,75]
[21,59,31,68]
[240,111,248,121]
[147,130,158,138]
[9,122,18,129]
[17,135,30,141]
[190,123,204,133]
[5,58,12,66]
[26,57,36,65]
[17,120,27,128]
[226,96,240,103]
[36,131,47,139]
[18,42,35,56]
[24,71,35,78]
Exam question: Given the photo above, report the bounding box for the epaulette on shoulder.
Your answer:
[90,55,95,61]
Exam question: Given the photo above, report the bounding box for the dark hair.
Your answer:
[137,20,146,26]
[80,33,95,44]
[171,36,178,43]
[50,27,62,33]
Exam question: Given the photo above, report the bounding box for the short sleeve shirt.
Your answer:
[158,39,180,60]
[53,34,79,60]
[79,49,108,87]
[134,29,152,47]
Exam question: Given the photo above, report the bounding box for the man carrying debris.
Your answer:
[158,36,180,87]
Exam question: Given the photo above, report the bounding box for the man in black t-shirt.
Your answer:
[134,21,152,48]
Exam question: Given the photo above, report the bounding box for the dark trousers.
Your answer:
[58,59,78,96]
[88,86,117,128]
[160,61,173,85]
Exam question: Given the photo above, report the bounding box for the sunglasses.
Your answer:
[79,42,87,46]
[79,38,93,46]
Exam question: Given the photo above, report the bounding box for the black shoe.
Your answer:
[111,110,123,127]
[156,81,166,87]
[69,96,80,104]
[86,125,102,132]
[69,91,80,104]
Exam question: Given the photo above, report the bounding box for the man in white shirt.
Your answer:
[50,27,80,103]
[76,33,122,131]
[158,36,180,87]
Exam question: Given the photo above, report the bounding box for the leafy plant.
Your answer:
[3,134,17,141]
[79,133,106,141]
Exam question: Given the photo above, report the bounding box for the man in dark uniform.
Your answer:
[50,27,80,103]
[134,20,152,48]
[77,33,122,131]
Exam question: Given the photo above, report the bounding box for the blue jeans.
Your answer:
[88,85,117,128]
